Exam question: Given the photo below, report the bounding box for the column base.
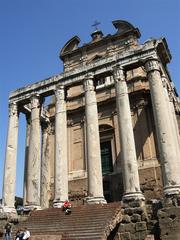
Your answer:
[122,192,145,208]
[84,196,107,204]
[163,185,180,196]
[53,201,65,208]
[24,204,41,211]
[2,206,17,214]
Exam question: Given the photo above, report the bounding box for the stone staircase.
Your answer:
[13,202,122,239]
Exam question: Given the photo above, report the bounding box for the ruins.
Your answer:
[1,20,180,239]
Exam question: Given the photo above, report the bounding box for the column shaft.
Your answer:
[113,66,144,201]
[84,73,106,204]
[26,95,41,208]
[23,115,31,206]
[53,86,68,207]
[2,102,19,212]
[145,59,180,195]
[41,123,51,209]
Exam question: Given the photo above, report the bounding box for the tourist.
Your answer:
[22,228,30,240]
[15,229,24,240]
[4,222,12,240]
[63,200,72,215]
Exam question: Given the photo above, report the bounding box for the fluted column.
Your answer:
[2,102,19,213]
[53,85,68,208]
[41,123,51,209]
[113,66,144,202]
[26,95,41,209]
[145,59,180,196]
[84,73,106,204]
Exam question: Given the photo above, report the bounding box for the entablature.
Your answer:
[9,38,171,108]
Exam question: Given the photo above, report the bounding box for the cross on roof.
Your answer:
[92,20,101,31]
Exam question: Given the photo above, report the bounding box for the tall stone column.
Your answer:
[2,102,19,213]
[145,59,180,196]
[84,73,106,204]
[113,66,144,202]
[41,123,51,209]
[26,95,41,209]
[53,85,68,208]
[23,115,31,206]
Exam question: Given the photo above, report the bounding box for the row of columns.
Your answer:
[2,58,180,212]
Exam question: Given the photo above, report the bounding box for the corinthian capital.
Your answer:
[145,59,160,72]
[113,65,125,82]
[9,102,18,117]
[55,85,65,101]
[84,73,94,91]
[30,94,40,109]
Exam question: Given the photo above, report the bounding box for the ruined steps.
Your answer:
[13,202,121,239]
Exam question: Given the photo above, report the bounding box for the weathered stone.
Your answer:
[114,66,144,202]
[135,221,147,231]
[120,232,131,240]
[122,215,131,223]
[131,214,141,223]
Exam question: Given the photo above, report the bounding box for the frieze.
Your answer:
[9,39,168,104]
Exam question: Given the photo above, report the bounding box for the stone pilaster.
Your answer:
[145,59,180,196]
[2,102,19,213]
[53,85,68,208]
[41,123,51,209]
[26,94,41,209]
[84,73,106,204]
[23,115,31,206]
[113,66,144,202]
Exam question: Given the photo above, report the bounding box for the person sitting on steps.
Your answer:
[63,200,72,215]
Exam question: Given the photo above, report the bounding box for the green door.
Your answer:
[100,141,113,175]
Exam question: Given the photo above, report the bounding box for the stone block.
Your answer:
[124,208,134,216]
[135,221,147,231]
[131,214,141,223]
[158,206,180,240]
[119,223,136,234]
[122,214,131,223]
[120,232,131,240]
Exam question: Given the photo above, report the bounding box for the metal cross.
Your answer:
[92,20,101,31]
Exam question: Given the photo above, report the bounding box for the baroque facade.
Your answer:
[2,20,180,214]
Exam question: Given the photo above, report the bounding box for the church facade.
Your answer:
[2,20,180,213]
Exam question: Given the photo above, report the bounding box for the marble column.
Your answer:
[23,115,31,206]
[145,59,180,196]
[53,85,68,208]
[41,123,51,209]
[113,66,144,201]
[84,73,106,204]
[2,102,19,213]
[162,76,180,157]
[26,95,41,209]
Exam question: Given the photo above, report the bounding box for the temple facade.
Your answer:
[2,20,180,213]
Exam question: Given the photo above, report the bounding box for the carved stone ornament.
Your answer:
[145,59,160,72]
[30,94,40,109]
[112,66,125,82]
[9,102,18,116]
[55,86,65,101]
[84,73,94,91]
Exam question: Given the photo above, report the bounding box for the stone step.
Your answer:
[14,202,121,239]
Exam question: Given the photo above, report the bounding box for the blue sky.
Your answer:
[0,0,179,198]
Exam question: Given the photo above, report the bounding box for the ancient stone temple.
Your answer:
[1,20,180,239]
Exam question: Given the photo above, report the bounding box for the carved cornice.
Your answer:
[9,38,168,104]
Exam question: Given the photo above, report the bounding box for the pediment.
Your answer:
[60,36,80,57]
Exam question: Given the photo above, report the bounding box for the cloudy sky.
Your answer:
[0,0,179,198]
